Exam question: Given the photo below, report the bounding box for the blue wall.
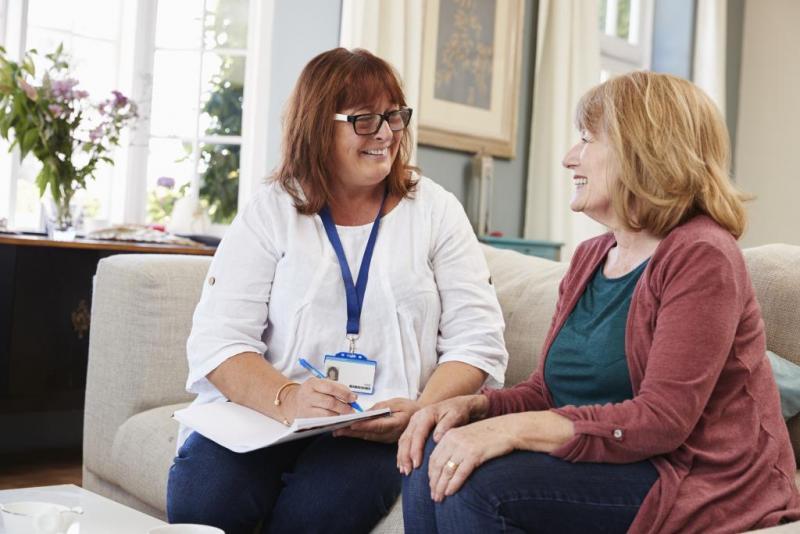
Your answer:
[651,0,696,79]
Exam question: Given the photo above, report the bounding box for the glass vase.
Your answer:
[43,193,82,241]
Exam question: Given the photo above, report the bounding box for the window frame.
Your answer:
[599,0,655,76]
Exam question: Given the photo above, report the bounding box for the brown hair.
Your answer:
[575,71,749,238]
[274,47,416,214]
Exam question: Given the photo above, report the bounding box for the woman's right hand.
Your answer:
[396,394,489,475]
[282,378,358,422]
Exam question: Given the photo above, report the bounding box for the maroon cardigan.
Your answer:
[484,216,800,533]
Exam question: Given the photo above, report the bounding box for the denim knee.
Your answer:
[167,432,270,533]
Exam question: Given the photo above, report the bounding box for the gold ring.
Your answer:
[445,460,459,474]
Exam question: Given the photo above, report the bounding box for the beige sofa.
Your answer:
[83,244,800,532]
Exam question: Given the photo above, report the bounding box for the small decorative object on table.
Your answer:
[0,43,137,239]
[86,224,207,248]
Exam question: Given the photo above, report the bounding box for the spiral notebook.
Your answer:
[174,401,391,453]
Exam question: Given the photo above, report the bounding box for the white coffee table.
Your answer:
[0,484,167,533]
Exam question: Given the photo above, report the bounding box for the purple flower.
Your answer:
[48,104,64,118]
[89,125,104,142]
[51,78,79,99]
[157,176,175,189]
[74,89,89,99]
[111,90,129,108]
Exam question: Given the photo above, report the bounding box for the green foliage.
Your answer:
[148,181,191,223]
[198,58,242,224]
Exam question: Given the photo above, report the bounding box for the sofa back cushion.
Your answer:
[481,245,568,386]
[743,244,800,462]
[84,254,212,479]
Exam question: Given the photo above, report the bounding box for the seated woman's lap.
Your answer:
[167,431,400,534]
[403,434,658,534]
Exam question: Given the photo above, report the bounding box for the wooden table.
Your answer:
[0,234,215,454]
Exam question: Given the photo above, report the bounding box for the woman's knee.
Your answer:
[166,433,269,529]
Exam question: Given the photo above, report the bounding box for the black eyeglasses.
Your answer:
[333,108,413,135]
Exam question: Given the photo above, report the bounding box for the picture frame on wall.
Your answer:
[418,0,525,159]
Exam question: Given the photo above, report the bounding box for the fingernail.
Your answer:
[413,460,419,469]
[433,432,441,441]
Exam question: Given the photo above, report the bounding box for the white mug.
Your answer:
[0,501,82,534]
[149,525,225,534]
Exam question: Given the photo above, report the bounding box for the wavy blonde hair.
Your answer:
[575,71,749,238]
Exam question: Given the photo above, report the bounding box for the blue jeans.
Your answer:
[403,435,658,534]
[167,431,400,534]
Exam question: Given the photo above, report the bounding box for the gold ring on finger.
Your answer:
[445,459,459,474]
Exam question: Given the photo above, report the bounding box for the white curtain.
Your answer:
[693,0,727,115]
[339,0,423,163]
[523,0,604,259]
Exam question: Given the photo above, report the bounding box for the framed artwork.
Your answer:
[418,0,525,158]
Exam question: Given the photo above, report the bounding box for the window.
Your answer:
[0,0,265,234]
[146,0,248,227]
[598,0,654,80]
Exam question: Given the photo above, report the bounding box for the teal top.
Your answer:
[544,258,649,408]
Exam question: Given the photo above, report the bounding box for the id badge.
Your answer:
[323,352,377,395]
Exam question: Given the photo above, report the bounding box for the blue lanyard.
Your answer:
[319,187,388,341]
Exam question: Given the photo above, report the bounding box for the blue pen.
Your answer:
[299,358,363,412]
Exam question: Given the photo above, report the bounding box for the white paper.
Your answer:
[173,402,391,453]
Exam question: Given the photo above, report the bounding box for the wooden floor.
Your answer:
[0,449,82,490]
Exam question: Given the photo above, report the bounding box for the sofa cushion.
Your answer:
[110,402,189,513]
[481,245,568,386]
[743,244,800,463]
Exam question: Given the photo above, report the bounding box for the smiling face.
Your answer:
[330,96,402,193]
[562,127,620,226]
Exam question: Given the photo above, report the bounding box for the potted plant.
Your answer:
[0,44,137,239]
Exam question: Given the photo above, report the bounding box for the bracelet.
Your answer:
[274,381,300,425]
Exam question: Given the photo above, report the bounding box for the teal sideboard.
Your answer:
[479,236,563,261]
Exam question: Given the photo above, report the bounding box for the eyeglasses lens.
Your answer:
[354,115,382,135]
[353,110,411,135]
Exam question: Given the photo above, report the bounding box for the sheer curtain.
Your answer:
[523,0,604,259]
[693,0,727,114]
[339,0,423,163]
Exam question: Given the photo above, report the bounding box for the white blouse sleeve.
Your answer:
[185,193,280,394]
[432,192,508,388]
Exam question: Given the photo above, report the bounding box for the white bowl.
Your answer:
[0,501,82,534]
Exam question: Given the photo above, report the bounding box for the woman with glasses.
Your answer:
[166,47,508,534]
[398,72,800,533]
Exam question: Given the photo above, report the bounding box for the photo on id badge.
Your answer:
[324,352,376,394]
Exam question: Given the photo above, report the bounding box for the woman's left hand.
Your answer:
[333,397,421,443]
[427,415,518,502]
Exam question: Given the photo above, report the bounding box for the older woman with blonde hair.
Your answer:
[399,71,800,533]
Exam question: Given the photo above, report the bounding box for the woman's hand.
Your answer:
[282,377,358,422]
[333,397,421,443]
[396,394,489,475]
[427,415,518,502]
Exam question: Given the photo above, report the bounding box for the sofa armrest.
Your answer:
[83,253,211,480]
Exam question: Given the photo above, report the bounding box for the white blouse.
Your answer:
[181,176,508,446]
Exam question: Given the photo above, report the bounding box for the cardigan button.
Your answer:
[613,429,623,440]
[208,276,216,286]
